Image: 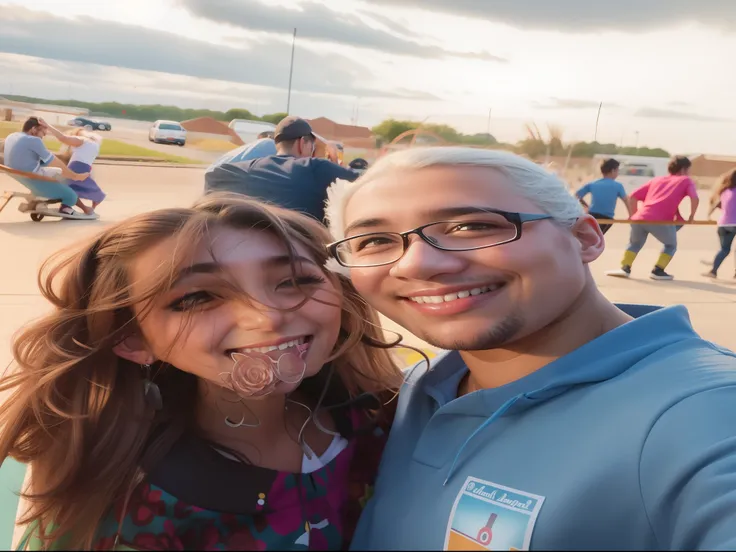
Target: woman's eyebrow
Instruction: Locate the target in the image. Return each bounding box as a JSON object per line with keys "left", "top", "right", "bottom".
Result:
{"left": 262, "top": 255, "right": 319, "bottom": 268}
{"left": 171, "top": 255, "right": 317, "bottom": 286}
{"left": 172, "top": 262, "right": 221, "bottom": 285}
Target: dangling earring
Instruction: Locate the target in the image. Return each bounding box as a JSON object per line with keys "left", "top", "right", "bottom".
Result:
{"left": 142, "top": 364, "right": 163, "bottom": 411}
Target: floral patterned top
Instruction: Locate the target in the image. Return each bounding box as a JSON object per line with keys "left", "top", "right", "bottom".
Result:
{"left": 23, "top": 397, "right": 393, "bottom": 551}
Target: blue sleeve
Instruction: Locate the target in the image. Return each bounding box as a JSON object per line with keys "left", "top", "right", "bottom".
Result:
{"left": 617, "top": 182, "right": 627, "bottom": 199}
{"left": 29, "top": 137, "right": 53, "bottom": 165}
{"left": 575, "top": 184, "right": 590, "bottom": 199}
{"left": 639, "top": 385, "right": 736, "bottom": 549}
{"left": 313, "top": 159, "right": 360, "bottom": 184}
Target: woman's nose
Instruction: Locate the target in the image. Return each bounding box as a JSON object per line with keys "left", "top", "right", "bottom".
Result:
{"left": 231, "top": 301, "right": 287, "bottom": 331}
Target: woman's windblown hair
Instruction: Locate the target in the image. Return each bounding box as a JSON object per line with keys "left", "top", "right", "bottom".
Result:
{"left": 0, "top": 194, "right": 401, "bottom": 549}
{"left": 712, "top": 168, "right": 736, "bottom": 206}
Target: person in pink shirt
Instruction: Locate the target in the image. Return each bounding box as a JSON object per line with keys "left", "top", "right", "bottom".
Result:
{"left": 606, "top": 156, "right": 699, "bottom": 281}
{"left": 703, "top": 169, "right": 736, "bottom": 279}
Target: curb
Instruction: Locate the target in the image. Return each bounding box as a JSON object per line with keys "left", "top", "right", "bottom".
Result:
{"left": 94, "top": 159, "right": 205, "bottom": 169}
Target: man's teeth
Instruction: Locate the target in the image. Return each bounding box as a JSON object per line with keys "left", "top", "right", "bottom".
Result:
{"left": 239, "top": 337, "right": 306, "bottom": 354}
{"left": 408, "top": 285, "right": 501, "bottom": 304}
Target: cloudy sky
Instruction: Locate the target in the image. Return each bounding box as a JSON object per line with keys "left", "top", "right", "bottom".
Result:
{"left": 1, "top": 0, "right": 736, "bottom": 153}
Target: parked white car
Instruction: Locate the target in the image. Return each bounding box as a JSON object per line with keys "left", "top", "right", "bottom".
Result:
{"left": 149, "top": 120, "right": 187, "bottom": 146}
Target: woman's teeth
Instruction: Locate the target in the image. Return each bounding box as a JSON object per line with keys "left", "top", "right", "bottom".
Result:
{"left": 238, "top": 337, "right": 306, "bottom": 354}
{"left": 408, "top": 285, "right": 502, "bottom": 304}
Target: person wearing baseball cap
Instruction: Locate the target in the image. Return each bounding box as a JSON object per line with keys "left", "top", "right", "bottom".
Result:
{"left": 204, "top": 116, "right": 359, "bottom": 222}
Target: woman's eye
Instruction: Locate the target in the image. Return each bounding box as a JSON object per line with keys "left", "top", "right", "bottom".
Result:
{"left": 168, "top": 291, "right": 216, "bottom": 312}
{"left": 276, "top": 275, "right": 326, "bottom": 290}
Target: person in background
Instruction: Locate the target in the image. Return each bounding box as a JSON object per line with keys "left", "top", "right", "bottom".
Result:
{"left": 575, "top": 158, "right": 631, "bottom": 234}
{"left": 206, "top": 131, "right": 277, "bottom": 174}
{"left": 56, "top": 127, "right": 106, "bottom": 213}
{"left": 703, "top": 168, "right": 736, "bottom": 279}
{"left": 2, "top": 117, "right": 92, "bottom": 218}
{"left": 324, "top": 147, "right": 736, "bottom": 551}
{"left": 605, "top": 155, "right": 699, "bottom": 281}
{"left": 348, "top": 158, "right": 369, "bottom": 175}
{"left": 204, "top": 116, "right": 360, "bottom": 222}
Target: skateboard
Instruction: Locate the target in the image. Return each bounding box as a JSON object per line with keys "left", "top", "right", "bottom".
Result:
{"left": 1, "top": 191, "right": 98, "bottom": 222}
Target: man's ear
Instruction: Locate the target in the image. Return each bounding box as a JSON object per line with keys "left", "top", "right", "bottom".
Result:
{"left": 112, "top": 334, "right": 156, "bottom": 365}
{"left": 572, "top": 215, "right": 605, "bottom": 264}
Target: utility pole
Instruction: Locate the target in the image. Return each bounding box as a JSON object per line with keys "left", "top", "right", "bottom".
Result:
{"left": 486, "top": 107, "right": 492, "bottom": 135}
{"left": 286, "top": 28, "right": 297, "bottom": 115}
{"left": 634, "top": 130, "right": 640, "bottom": 153}
{"left": 594, "top": 101, "right": 603, "bottom": 142}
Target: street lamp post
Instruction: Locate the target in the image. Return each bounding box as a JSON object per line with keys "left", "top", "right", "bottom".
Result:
{"left": 286, "top": 28, "right": 297, "bottom": 115}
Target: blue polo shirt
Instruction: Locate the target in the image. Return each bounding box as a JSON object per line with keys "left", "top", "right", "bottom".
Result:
{"left": 575, "top": 178, "right": 627, "bottom": 218}
{"left": 352, "top": 304, "right": 736, "bottom": 550}
{"left": 204, "top": 154, "right": 359, "bottom": 222}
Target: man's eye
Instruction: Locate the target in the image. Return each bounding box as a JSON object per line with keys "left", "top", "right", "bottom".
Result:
{"left": 449, "top": 222, "right": 500, "bottom": 232}
{"left": 168, "top": 291, "right": 216, "bottom": 312}
{"left": 355, "top": 236, "right": 396, "bottom": 251}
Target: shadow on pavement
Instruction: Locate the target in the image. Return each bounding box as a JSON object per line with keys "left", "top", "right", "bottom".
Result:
{"left": 637, "top": 278, "right": 736, "bottom": 295}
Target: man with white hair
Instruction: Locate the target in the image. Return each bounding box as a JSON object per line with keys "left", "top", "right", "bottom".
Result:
{"left": 325, "top": 147, "right": 736, "bottom": 550}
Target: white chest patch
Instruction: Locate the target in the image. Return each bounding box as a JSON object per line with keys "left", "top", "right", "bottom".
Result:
{"left": 445, "top": 477, "right": 545, "bottom": 551}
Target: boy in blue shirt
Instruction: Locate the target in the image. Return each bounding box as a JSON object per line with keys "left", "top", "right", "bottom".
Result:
{"left": 576, "top": 158, "right": 630, "bottom": 234}
{"left": 326, "top": 148, "right": 736, "bottom": 550}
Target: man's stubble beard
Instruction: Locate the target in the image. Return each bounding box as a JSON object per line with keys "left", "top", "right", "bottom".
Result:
{"left": 419, "top": 312, "right": 525, "bottom": 352}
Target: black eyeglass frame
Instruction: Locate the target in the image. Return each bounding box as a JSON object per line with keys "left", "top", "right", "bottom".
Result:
{"left": 327, "top": 209, "right": 554, "bottom": 268}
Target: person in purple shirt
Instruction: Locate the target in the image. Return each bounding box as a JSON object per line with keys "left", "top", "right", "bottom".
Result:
{"left": 703, "top": 168, "right": 736, "bottom": 279}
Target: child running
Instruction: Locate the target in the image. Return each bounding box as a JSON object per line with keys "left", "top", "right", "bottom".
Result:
{"left": 606, "top": 155, "right": 699, "bottom": 281}
{"left": 0, "top": 195, "right": 402, "bottom": 550}
{"left": 703, "top": 168, "right": 736, "bottom": 279}
{"left": 575, "top": 158, "right": 630, "bottom": 234}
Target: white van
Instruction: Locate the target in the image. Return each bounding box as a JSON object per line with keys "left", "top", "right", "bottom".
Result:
{"left": 149, "top": 120, "right": 187, "bottom": 146}
{"left": 228, "top": 119, "right": 276, "bottom": 144}
{"left": 592, "top": 155, "right": 670, "bottom": 195}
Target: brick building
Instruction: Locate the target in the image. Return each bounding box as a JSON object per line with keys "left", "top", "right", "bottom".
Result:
{"left": 306, "top": 117, "right": 374, "bottom": 149}
{"left": 180, "top": 117, "right": 244, "bottom": 146}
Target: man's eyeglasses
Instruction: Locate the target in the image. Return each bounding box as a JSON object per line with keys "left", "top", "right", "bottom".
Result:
{"left": 327, "top": 209, "right": 553, "bottom": 268}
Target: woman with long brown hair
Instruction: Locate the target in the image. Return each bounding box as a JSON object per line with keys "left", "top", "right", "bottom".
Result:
{"left": 703, "top": 168, "right": 736, "bottom": 279}
{"left": 0, "top": 194, "right": 403, "bottom": 550}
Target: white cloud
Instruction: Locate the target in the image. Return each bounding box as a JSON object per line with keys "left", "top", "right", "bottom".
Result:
{"left": 361, "top": 0, "right": 736, "bottom": 32}
{"left": 0, "top": 6, "right": 436, "bottom": 100}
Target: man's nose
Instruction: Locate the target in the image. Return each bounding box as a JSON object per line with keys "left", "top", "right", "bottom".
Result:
{"left": 389, "top": 238, "right": 466, "bottom": 280}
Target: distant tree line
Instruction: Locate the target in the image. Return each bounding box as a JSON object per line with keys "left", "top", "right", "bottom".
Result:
{"left": 371, "top": 118, "right": 501, "bottom": 148}
{"left": 4, "top": 95, "right": 672, "bottom": 158}
{"left": 2, "top": 95, "right": 287, "bottom": 125}
{"left": 372, "top": 118, "right": 670, "bottom": 159}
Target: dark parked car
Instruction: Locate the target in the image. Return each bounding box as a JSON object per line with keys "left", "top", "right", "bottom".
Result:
{"left": 67, "top": 117, "right": 112, "bottom": 131}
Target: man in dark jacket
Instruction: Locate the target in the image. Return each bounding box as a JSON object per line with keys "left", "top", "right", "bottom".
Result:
{"left": 204, "top": 116, "right": 359, "bottom": 222}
